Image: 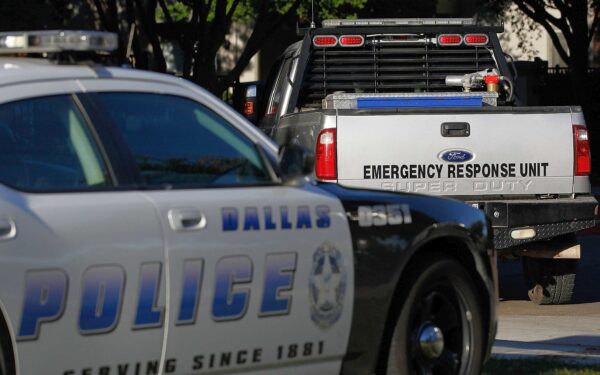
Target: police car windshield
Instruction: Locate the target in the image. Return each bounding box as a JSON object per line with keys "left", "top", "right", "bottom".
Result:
{"left": 96, "top": 93, "right": 272, "bottom": 188}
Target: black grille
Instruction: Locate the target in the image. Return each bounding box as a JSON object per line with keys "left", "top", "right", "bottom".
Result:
{"left": 300, "top": 40, "right": 496, "bottom": 107}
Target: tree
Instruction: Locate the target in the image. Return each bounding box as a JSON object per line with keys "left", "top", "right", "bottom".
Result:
{"left": 516, "top": 1, "right": 598, "bottom": 74}
{"left": 86, "top": 0, "right": 366, "bottom": 95}
{"left": 0, "top": 0, "right": 73, "bottom": 31}
{"left": 494, "top": 7, "right": 544, "bottom": 60}
{"left": 358, "top": 0, "right": 437, "bottom": 18}
{"left": 157, "top": 1, "right": 305, "bottom": 94}
{"left": 90, "top": 0, "right": 167, "bottom": 71}
{"left": 479, "top": 0, "right": 599, "bottom": 107}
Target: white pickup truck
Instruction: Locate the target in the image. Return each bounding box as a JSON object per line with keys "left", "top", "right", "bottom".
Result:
{"left": 238, "top": 18, "right": 598, "bottom": 304}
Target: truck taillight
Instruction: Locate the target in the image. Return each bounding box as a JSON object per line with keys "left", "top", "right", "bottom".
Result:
{"left": 437, "top": 34, "right": 462, "bottom": 46}
{"left": 313, "top": 35, "right": 338, "bottom": 47}
{"left": 339, "top": 35, "right": 364, "bottom": 47}
{"left": 573, "top": 125, "right": 591, "bottom": 176}
{"left": 464, "top": 34, "right": 489, "bottom": 46}
{"left": 316, "top": 128, "right": 337, "bottom": 180}
{"left": 243, "top": 101, "right": 254, "bottom": 116}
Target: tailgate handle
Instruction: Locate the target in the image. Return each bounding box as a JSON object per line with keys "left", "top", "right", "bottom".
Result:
{"left": 441, "top": 122, "right": 470, "bottom": 137}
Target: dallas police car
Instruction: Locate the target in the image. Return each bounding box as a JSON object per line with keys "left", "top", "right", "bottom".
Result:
{"left": 0, "top": 31, "right": 496, "bottom": 375}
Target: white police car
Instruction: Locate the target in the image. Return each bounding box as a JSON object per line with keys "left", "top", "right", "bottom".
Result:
{"left": 0, "top": 31, "right": 496, "bottom": 375}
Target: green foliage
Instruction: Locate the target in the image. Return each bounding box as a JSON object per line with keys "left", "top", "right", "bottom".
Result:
{"left": 359, "top": 0, "right": 437, "bottom": 18}
{"left": 155, "top": 0, "right": 368, "bottom": 24}
{"left": 297, "top": 0, "right": 368, "bottom": 22}
{"left": 156, "top": 1, "right": 192, "bottom": 22}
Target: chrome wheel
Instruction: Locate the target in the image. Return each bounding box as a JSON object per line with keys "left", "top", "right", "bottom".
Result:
{"left": 384, "top": 255, "right": 485, "bottom": 375}
{"left": 418, "top": 322, "right": 444, "bottom": 360}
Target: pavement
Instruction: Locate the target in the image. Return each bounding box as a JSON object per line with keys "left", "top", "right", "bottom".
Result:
{"left": 492, "top": 235, "right": 600, "bottom": 364}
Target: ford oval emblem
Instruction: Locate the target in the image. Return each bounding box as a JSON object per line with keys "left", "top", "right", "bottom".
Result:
{"left": 439, "top": 149, "right": 474, "bottom": 163}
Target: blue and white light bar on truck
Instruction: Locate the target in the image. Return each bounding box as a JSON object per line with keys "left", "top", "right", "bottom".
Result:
{"left": 239, "top": 18, "right": 599, "bottom": 306}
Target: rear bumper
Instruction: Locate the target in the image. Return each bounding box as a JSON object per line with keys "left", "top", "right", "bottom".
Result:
{"left": 467, "top": 196, "right": 598, "bottom": 249}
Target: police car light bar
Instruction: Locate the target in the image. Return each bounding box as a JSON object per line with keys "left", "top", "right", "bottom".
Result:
{"left": 0, "top": 30, "right": 118, "bottom": 55}
{"left": 322, "top": 18, "right": 476, "bottom": 28}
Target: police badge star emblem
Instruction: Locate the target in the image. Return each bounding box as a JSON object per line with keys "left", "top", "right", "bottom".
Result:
{"left": 309, "top": 242, "right": 346, "bottom": 329}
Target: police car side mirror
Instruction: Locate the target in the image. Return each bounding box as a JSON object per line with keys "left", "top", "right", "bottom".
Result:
{"left": 278, "top": 144, "right": 315, "bottom": 183}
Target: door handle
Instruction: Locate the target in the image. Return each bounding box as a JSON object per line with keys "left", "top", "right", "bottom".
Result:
{"left": 0, "top": 218, "right": 17, "bottom": 241}
{"left": 441, "top": 122, "right": 470, "bottom": 137}
{"left": 168, "top": 209, "right": 207, "bottom": 232}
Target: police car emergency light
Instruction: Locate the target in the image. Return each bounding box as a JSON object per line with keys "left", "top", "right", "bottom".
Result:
{"left": 0, "top": 30, "right": 118, "bottom": 54}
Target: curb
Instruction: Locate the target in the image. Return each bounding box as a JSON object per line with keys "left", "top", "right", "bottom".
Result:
{"left": 492, "top": 353, "right": 600, "bottom": 366}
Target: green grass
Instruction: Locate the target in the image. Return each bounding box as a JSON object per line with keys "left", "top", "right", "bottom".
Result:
{"left": 484, "top": 358, "right": 600, "bottom": 375}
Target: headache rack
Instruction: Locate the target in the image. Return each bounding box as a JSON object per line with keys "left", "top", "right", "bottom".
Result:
{"left": 299, "top": 30, "right": 499, "bottom": 108}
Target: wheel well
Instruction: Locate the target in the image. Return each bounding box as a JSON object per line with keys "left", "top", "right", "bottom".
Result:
{"left": 375, "top": 236, "right": 492, "bottom": 374}
{"left": 0, "top": 307, "right": 15, "bottom": 375}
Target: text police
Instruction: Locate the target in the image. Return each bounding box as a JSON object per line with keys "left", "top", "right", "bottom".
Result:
{"left": 18, "top": 205, "right": 332, "bottom": 341}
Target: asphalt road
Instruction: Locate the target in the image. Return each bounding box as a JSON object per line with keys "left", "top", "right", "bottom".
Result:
{"left": 492, "top": 235, "right": 600, "bottom": 363}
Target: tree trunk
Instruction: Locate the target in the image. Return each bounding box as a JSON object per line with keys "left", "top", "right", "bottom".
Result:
{"left": 569, "top": 38, "right": 591, "bottom": 121}
{"left": 134, "top": 0, "right": 166, "bottom": 72}
{"left": 192, "top": 54, "right": 222, "bottom": 96}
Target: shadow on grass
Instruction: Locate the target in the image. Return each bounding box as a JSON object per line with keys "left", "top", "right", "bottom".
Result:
{"left": 494, "top": 335, "right": 600, "bottom": 353}
{"left": 484, "top": 358, "right": 600, "bottom": 375}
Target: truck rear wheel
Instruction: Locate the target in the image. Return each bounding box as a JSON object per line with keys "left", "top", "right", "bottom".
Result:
{"left": 522, "top": 257, "right": 577, "bottom": 305}
{"left": 384, "top": 254, "right": 485, "bottom": 375}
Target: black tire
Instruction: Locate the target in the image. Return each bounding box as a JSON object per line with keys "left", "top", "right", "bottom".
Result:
{"left": 522, "top": 257, "right": 578, "bottom": 305}
{"left": 382, "top": 254, "right": 486, "bottom": 375}
{"left": 0, "top": 344, "right": 6, "bottom": 375}
{"left": 0, "top": 314, "right": 14, "bottom": 375}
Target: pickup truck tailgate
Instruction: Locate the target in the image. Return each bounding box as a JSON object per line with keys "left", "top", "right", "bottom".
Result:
{"left": 336, "top": 111, "right": 575, "bottom": 196}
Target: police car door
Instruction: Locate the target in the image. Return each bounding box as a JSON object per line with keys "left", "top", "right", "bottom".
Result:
{"left": 0, "top": 93, "right": 166, "bottom": 374}
{"left": 88, "top": 88, "right": 354, "bottom": 374}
